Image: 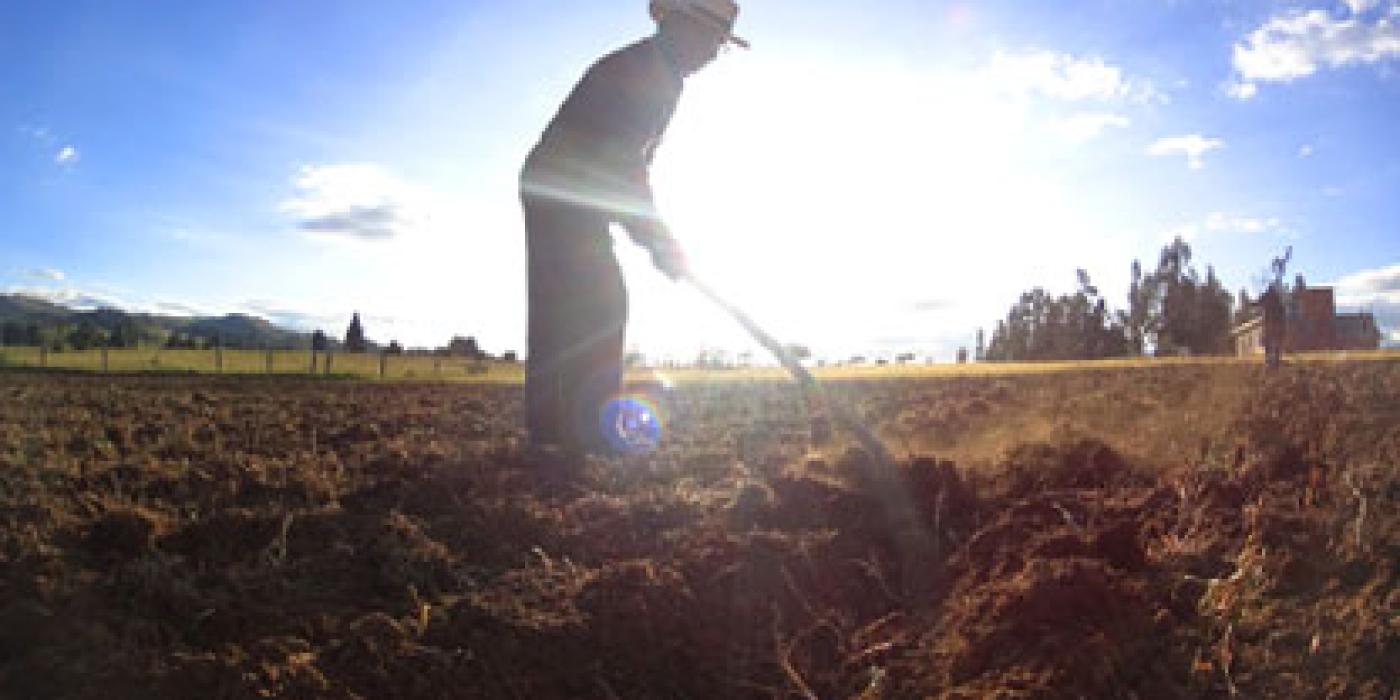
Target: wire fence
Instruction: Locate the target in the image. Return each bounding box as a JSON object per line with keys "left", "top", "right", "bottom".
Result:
{"left": 0, "top": 346, "right": 524, "bottom": 382}
{"left": 0, "top": 344, "right": 1393, "bottom": 384}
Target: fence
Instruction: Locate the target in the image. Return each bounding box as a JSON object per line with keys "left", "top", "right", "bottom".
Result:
{"left": 0, "top": 346, "right": 523, "bottom": 382}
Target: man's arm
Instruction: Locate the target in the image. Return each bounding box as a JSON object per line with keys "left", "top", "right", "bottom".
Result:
{"left": 540, "top": 44, "right": 687, "bottom": 276}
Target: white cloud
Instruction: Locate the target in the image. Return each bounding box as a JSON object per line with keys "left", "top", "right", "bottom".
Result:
{"left": 12, "top": 267, "right": 67, "bottom": 282}
{"left": 1146, "top": 134, "right": 1225, "bottom": 169}
{"left": 1298, "top": 144, "right": 1315, "bottom": 157}
{"left": 1330, "top": 262, "right": 1400, "bottom": 341}
{"left": 2, "top": 281, "right": 449, "bottom": 345}
{"left": 7, "top": 282, "right": 218, "bottom": 319}
{"left": 281, "top": 164, "right": 433, "bottom": 242}
{"left": 17, "top": 125, "right": 80, "bottom": 166}
{"left": 1053, "top": 112, "right": 1131, "bottom": 143}
{"left": 982, "top": 50, "right": 1162, "bottom": 104}
{"left": 240, "top": 300, "right": 346, "bottom": 329}
{"left": 151, "top": 301, "right": 211, "bottom": 317}
{"left": 4, "top": 285, "right": 126, "bottom": 311}
{"left": 1332, "top": 262, "right": 1400, "bottom": 299}
{"left": 1230, "top": 6, "right": 1400, "bottom": 98}
{"left": 1166, "top": 212, "right": 1284, "bottom": 241}
{"left": 238, "top": 299, "right": 437, "bottom": 345}
{"left": 1226, "top": 81, "right": 1259, "bottom": 99}
{"left": 1345, "top": 0, "right": 1384, "bottom": 16}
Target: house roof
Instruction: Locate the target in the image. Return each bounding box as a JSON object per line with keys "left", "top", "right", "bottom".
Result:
{"left": 1231, "top": 316, "right": 1263, "bottom": 336}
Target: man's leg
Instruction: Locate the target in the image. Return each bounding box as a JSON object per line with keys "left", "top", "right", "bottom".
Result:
{"left": 524, "top": 201, "right": 581, "bottom": 449}
{"left": 567, "top": 251, "right": 627, "bottom": 453}
{"left": 524, "top": 199, "right": 622, "bottom": 453}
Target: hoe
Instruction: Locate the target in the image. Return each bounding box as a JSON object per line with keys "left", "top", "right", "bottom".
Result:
{"left": 685, "top": 274, "right": 933, "bottom": 580}
{"left": 684, "top": 274, "right": 894, "bottom": 464}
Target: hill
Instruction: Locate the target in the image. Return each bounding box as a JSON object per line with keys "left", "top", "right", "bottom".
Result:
{"left": 0, "top": 293, "right": 314, "bottom": 349}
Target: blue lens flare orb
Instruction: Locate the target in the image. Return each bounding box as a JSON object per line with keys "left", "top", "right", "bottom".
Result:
{"left": 600, "top": 395, "right": 665, "bottom": 454}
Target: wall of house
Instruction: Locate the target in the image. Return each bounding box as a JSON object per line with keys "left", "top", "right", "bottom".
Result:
{"left": 1231, "top": 286, "right": 1381, "bottom": 354}
{"left": 1235, "top": 324, "right": 1264, "bottom": 355}
{"left": 1288, "top": 287, "right": 1337, "bottom": 351}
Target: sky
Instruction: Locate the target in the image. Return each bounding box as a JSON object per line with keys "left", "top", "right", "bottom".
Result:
{"left": 3, "top": 0, "right": 1398, "bottom": 362}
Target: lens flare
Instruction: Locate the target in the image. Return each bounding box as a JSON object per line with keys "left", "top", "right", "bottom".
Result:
{"left": 600, "top": 394, "right": 667, "bottom": 454}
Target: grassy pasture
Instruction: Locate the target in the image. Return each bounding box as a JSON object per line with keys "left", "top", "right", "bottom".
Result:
{"left": 0, "top": 346, "right": 526, "bottom": 382}
{"left": 2, "top": 344, "right": 1395, "bottom": 384}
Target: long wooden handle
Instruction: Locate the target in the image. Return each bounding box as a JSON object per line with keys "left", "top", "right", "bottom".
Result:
{"left": 683, "top": 275, "right": 893, "bottom": 465}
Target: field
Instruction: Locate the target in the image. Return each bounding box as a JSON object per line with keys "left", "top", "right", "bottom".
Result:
{"left": 1, "top": 360, "right": 1396, "bottom": 698}
{"left": 2, "top": 344, "right": 1396, "bottom": 382}
{"left": 0, "top": 346, "right": 526, "bottom": 383}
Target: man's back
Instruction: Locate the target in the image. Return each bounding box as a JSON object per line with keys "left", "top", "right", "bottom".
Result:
{"left": 522, "top": 38, "right": 683, "bottom": 219}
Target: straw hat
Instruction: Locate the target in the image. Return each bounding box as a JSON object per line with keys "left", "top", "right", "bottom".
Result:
{"left": 650, "top": 0, "right": 749, "bottom": 49}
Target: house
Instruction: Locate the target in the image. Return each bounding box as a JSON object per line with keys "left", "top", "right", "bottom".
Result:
{"left": 1231, "top": 284, "right": 1381, "bottom": 355}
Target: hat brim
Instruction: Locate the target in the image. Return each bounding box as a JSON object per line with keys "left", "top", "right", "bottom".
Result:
{"left": 679, "top": 5, "right": 750, "bottom": 49}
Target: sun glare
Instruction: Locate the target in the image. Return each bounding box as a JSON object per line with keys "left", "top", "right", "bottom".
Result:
{"left": 639, "top": 54, "right": 1096, "bottom": 359}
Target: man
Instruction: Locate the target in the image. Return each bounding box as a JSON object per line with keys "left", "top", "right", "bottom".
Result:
{"left": 520, "top": 1, "right": 747, "bottom": 459}
{"left": 1260, "top": 282, "right": 1285, "bottom": 370}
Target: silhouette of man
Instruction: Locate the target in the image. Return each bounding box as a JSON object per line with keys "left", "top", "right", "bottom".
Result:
{"left": 520, "top": 1, "right": 747, "bottom": 460}
{"left": 1260, "top": 282, "right": 1285, "bottom": 370}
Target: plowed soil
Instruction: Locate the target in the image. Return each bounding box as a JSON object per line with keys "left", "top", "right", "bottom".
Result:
{"left": 1, "top": 362, "right": 1396, "bottom": 698}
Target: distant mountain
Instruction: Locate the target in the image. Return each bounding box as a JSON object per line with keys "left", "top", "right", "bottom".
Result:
{"left": 0, "top": 293, "right": 316, "bottom": 350}
{"left": 0, "top": 293, "right": 72, "bottom": 322}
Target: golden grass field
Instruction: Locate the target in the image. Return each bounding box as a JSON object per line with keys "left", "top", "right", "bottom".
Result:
{"left": 2, "top": 344, "right": 1396, "bottom": 383}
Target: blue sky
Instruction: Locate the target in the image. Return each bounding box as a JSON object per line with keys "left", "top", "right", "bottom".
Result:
{"left": 3, "top": 0, "right": 1398, "bottom": 360}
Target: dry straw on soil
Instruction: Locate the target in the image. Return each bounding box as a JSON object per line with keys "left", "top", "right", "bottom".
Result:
{"left": 0, "top": 361, "right": 1395, "bottom": 698}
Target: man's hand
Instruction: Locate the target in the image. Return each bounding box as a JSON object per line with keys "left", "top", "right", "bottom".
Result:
{"left": 649, "top": 235, "right": 689, "bottom": 280}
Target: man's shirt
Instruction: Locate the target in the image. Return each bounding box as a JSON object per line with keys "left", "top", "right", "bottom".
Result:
{"left": 522, "top": 36, "right": 684, "bottom": 239}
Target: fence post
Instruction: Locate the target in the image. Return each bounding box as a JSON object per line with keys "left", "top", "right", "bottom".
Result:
{"left": 40, "top": 345, "right": 48, "bottom": 368}
{"left": 324, "top": 350, "right": 333, "bottom": 375}
{"left": 101, "top": 345, "right": 109, "bottom": 372}
{"left": 309, "top": 349, "right": 317, "bottom": 374}
{"left": 266, "top": 348, "right": 274, "bottom": 374}
{"left": 379, "top": 351, "right": 387, "bottom": 379}
{"left": 215, "top": 346, "right": 223, "bottom": 373}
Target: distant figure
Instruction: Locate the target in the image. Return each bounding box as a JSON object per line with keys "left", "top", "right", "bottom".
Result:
{"left": 1260, "top": 282, "right": 1285, "bottom": 370}
{"left": 519, "top": 1, "right": 747, "bottom": 460}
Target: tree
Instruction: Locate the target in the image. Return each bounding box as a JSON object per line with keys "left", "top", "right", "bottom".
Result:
{"left": 1235, "top": 288, "right": 1253, "bottom": 324}
{"left": 386, "top": 340, "right": 404, "bottom": 355}
{"left": 312, "top": 330, "right": 329, "bottom": 352}
{"left": 974, "top": 328, "right": 986, "bottom": 361}
{"left": 0, "top": 321, "right": 34, "bottom": 346}
{"left": 68, "top": 321, "right": 103, "bottom": 351}
{"left": 984, "top": 270, "right": 1128, "bottom": 362}
{"left": 1150, "top": 237, "right": 1234, "bottom": 356}
{"left": 447, "top": 335, "right": 482, "bottom": 358}
{"left": 786, "top": 344, "right": 812, "bottom": 362}
{"left": 956, "top": 347, "right": 968, "bottom": 364}
{"left": 1120, "top": 259, "right": 1159, "bottom": 355}
{"left": 345, "top": 313, "right": 368, "bottom": 353}
{"left": 1196, "top": 266, "right": 1234, "bottom": 354}
{"left": 109, "top": 319, "right": 141, "bottom": 348}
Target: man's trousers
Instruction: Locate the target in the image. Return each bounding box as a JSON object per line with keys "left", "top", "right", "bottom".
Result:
{"left": 522, "top": 196, "right": 627, "bottom": 453}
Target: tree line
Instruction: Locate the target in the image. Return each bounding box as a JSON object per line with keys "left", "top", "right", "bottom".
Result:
{"left": 982, "top": 237, "right": 1239, "bottom": 361}
{"left": 0, "top": 305, "right": 512, "bottom": 360}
